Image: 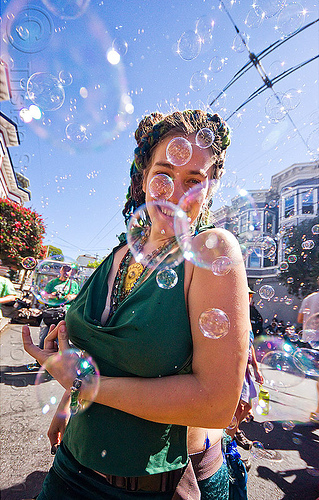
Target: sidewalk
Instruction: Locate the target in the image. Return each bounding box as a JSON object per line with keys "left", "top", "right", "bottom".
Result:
{"left": 0, "top": 322, "right": 318, "bottom": 500}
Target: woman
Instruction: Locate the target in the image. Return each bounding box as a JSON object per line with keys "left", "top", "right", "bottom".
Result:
{"left": 22, "top": 110, "right": 250, "bottom": 499}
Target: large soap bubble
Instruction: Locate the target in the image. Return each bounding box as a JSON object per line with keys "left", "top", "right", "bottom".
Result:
{"left": 166, "top": 137, "right": 192, "bottom": 166}
{"left": 198, "top": 308, "right": 230, "bottom": 339}
{"left": 156, "top": 269, "right": 178, "bottom": 289}
{"left": 258, "top": 284, "right": 275, "bottom": 300}
{"left": 260, "top": 350, "right": 305, "bottom": 390}
{"left": 21, "top": 256, "right": 37, "bottom": 270}
{"left": 149, "top": 174, "right": 174, "bottom": 201}
{"left": 276, "top": 3, "right": 305, "bottom": 36}
{"left": 27, "top": 72, "right": 65, "bottom": 111}
{"left": 31, "top": 256, "right": 80, "bottom": 307}
{"left": 177, "top": 30, "right": 201, "bottom": 61}
{"left": 195, "top": 128, "right": 215, "bottom": 148}
{"left": 35, "top": 349, "right": 100, "bottom": 417}
{"left": 127, "top": 201, "right": 187, "bottom": 271}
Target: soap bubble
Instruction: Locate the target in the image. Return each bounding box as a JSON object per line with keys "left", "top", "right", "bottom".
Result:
{"left": 311, "top": 224, "right": 319, "bottom": 235}
{"left": 227, "top": 415, "right": 238, "bottom": 430}
{"left": 285, "top": 326, "right": 299, "bottom": 342}
{"left": 211, "top": 256, "right": 232, "bottom": 276}
{"left": 190, "top": 71, "right": 207, "bottom": 92}
{"left": 231, "top": 32, "right": 249, "bottom": 53}
{"left": 255, "top": 0, "right": 286, "bottom": 19}
{"left": 293, "top": 348, "right": 319, "bottom": 377}
{"left": 282, "top": 420, "right": 295, "bottom": 431}
{"left": 292, "top": 436, "right": 302, "bottom": 445}
{"left": 195, "top": 128, "right": 215, "bottom": 148}
{"left": 287, "top": 255, "right": 297, "bottom": 264}
{"left": 254, "top": 236, "right": 276, "bottom": 258}
{"left": 263, "top": 421, "right": 274, "bottom": 433}
{"left": 127, "top": 201, "right": 186, "bottom": 271}
{"left": 166, "top": 137, "right": 192, "bottom": 166}
{"left": 195, "top": 15, "right": 214, "bottom": 48}
{"left": 208, "top": 52, "right": 225, "bottom": 73}
{"left": 156, "top": 269, "right": 178, "bottom": 289}
{"left": 250, "top": 441, "right": 267, "bottom": 459}
{"left": 31, "top": 256, "right": 80, "bottom": 306}
{"left": 59, "top": 70, "right": 73, "bottom": 86}
{"left": 21, "top": 256, "right": 37, "bottom": 270}
{"left": 27, "top": 72, "right": 65, "bottom": 111}
{"left": 41, "top": 0, "right": 90, "bottom": 19}
{"left": 265, "top": 93, "right": 288, "bottom": 122}
{"left": 6, "top": 6, "right": 53, "bottom": 53}
{"left": 66, "top": 123, "right": 87, "bottom": 143}
{"left": 198, "top": 308, "right": 230, "bottom": 339}
{"left": 301, "top": 239, "right": 315, "bottom": 250}
{"left": 261, "top": 351, "right": 305, "bottom": 390}
{"left": 112, "top": 37, "right": 128, "bottom": 56}
{"left": 245, "top": 7, "right": 264, "bottom": 28}
{"left": 35, "top": 349, "right": 99, "bottom": 417}
{"left": 279, "top": 261, "right": 289, "bottom": 271}
{"left": 277, "top": 3, "right": 305, "bottom": 36}
{"left": 177, "top": 30, "right": 201, "bottom": 61}
{"left": 149, "top": 174, "right": 174, "bottom": 201}
{"left": 281, "top": 89, "right": 301, "bottom": 111}
{"left": 259, "top": 285, "right": 275, "bottom": 300}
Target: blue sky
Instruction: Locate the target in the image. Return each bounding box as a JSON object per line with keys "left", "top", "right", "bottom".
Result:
{"left": 1, "top": 0, "right": 318, "bottom": 260}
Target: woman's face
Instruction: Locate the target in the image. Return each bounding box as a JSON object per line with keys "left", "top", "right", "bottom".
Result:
{"left": 143, "top": 133, "right": 214, "bottom": 237}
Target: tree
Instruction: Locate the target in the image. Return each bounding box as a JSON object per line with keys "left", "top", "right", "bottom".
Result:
{"left": 277, "top": 216, "right": 319, "bottom": 298}
{"left": 0, "top": 198, "right": 46, "bottom": 268}
{"left": 44, "top": 245, "right": 63, "bottom": 258}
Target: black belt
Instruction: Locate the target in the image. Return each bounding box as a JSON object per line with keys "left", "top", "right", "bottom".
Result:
{"left": 96, "top": 467, "right": 185, "bottom": 492}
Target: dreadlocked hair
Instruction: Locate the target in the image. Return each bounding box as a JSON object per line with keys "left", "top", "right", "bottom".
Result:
{"left": 123, "top": 109, "right": 231, "bottom": 225}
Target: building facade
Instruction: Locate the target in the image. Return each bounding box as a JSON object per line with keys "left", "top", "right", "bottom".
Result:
{"left": 211, "top": 161, "right": 319, "bottom": 325}
{"left": 0, "top": 59, "right": 30, "bottom": 204}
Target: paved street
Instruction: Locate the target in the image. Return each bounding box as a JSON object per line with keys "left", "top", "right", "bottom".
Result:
{"left": 1, "top": 322, "right": 319, "bottom": 500}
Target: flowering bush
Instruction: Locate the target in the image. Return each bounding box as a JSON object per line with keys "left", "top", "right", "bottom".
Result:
{"left": 0, "top": 198, "right": 46, "bottom": 268}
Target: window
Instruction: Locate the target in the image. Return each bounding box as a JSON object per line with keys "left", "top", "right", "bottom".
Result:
{"left": 284, "top": 195, "right": 295, "bottom": 218}
{"left": 265, "top": 211, "right": 275, "bottom": 234}
{"left": 239, "top": 213, "right": 248, "bottom": 233}
{"left": 301, "top": 189, "right": 314, "bottom": 214}
{"left": 248, "top": 252, "right": 261, "bottom": 268}
{"left": 248, "top": 210, "right": 261, "bottom": 231}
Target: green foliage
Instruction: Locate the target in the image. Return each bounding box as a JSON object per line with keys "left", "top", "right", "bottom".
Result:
{"left": 87, "top": 259, "right": 102, "bottom": 269}
{"left": 0, "top": 198, "right": 46, "bottom": 268}
{"left": 277, "top": 216, "right": 319, "bottom": 298}
{"left": 45, "top": 245, "right": 63, "bottom": 257}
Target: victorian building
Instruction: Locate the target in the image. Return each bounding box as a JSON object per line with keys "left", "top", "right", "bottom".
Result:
{"left": 0, "top": 59, "right": 30, "bottom": 204}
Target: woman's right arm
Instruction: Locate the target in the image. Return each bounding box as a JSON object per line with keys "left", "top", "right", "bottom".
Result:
{"left": 47, "top": 390, "right": 71, "bottom": 453}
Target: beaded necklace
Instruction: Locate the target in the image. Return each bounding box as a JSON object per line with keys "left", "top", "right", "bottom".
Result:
{"left": 109, "top": 237, "right": 176, "bottom": 318}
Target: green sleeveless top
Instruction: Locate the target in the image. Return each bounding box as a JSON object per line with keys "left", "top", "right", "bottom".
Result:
{"left": 63, "top": 243, "right": 193, "bottom": 476}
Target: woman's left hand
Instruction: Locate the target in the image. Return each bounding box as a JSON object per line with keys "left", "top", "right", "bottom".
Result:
{"left": 22, "top": 320, "right": 70, "bottom": 363}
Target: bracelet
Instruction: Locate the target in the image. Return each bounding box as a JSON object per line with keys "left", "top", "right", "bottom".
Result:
{"left": 69, "top": 365, "right": 96, "bottom": 416}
